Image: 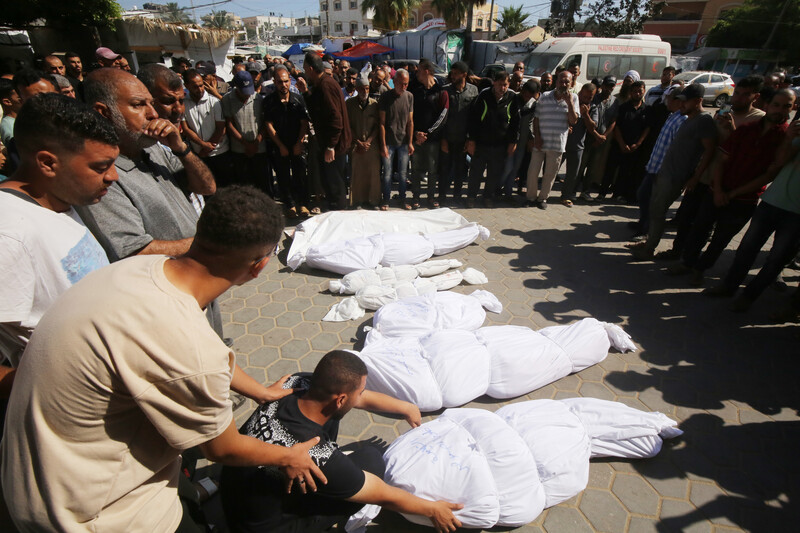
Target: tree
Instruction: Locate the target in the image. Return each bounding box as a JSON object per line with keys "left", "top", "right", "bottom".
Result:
{"left": 579, "top": 0, "right": 663, "bottom": 37}
{"left": 160, "top": 2, "right": 194, "bottom": 24}
{"left": 1, "top": 0, "right": 122, "bottom": 28}
{"left": 429, "top": 0, "right": 486, "bottom": 29}
{"left": 201, "top": 10, "right": 234, "bottom": 30}
{"left": 494, "top": 5, "right": 530, "bottom": 38}
{"left": 361, "top": 0, "right": 421, "bottom": 31}
{"left": 707, "top": 0, "right": 799, "bottom": 60}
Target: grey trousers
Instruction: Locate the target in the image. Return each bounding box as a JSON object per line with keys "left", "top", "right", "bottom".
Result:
{"left": 645, "top": 172, "right": 687, "bottom": 252}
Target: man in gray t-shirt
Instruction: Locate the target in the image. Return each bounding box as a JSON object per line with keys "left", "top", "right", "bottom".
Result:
{"left": 76, "top": 68, "right": 223, "bottom": 334}
{"left": 631, "top": 83, "right": 718, "bottom": 260}
{"left": 378, "top": 70, "right": 414, "bottom": 208}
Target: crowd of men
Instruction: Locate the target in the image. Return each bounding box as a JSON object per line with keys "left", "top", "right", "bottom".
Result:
{"left": 0, "top": 44, "right": 799, "bottom": 532}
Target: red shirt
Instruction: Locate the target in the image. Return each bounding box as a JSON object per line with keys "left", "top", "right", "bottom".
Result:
{"left": 720, "top": 119, "right": 788, "bottom": 203}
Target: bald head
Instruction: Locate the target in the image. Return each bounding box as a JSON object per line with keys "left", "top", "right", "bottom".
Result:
{"left": 84, "top": 67, "right": 142, "bottom": 108}
{"left": 43, "top": 55, "right": 65, "bottom": 76}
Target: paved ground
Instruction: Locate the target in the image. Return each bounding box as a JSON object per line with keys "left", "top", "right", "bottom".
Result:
{"left": 220, "top": 197, "right": 799, "bottom": 532}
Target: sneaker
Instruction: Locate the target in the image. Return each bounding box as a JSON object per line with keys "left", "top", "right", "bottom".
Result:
{"left": 703, "top": 285, "right": 735, "bottom": 298}
{"left": 666, "top": 263, "right": 692, "bottom": 276}
{"left": 537, "top": 200, "right": 547, "bottom": 210}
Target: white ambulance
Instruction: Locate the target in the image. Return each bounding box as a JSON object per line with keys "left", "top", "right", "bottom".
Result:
{"left": 523, "top": 34, "right": 672, "bottom": 89}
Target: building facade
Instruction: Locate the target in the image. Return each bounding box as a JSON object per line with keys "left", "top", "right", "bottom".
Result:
{"left": 320, "top": 0, "right": 375, "bottom": 37}
{"left": 643, "top": 0, "right": 742, "bottom": 54}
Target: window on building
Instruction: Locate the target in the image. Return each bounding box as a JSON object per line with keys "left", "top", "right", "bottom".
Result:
{"left": 322, "top": 24, "right": 328, "bottom": 34}
{"left": 423, "top": 13, "right": 434, "bottom": 22}
{"left": 363, "top": 23, "right": 368, "bottom": 30}
{"left": 350, "top": 21, "right": 358, "bottom": 33}
{"left": 335, "top": 21, "right": 343, "bottom": 32}
{"left": 409, "top": 14, "right": 417, "bottom": 26}
{"left": 350, "top": 0, "right": 358, "bottom": 9}
{"left": 477, "top": 17, "right": 483, "bottom": 28}
{"left": 334, "top": 1, "right": 342, "bottom": 10}
{"left": 321, "top": 2, "right": 328, "bottom": 10}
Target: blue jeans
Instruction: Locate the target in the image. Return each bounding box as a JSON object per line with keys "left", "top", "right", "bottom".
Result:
{"left": 382, "top": 144, "right": 408, "bottom": 204}
{"left": 722, "top": 201, "right": 800, "bottom": 299}
{"left": 499, "top": 143, "right": 527, "bottom": 197}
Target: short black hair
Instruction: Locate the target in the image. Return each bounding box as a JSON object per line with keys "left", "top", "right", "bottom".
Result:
{"left": 183, "top": 68, "right": 203, "bottom": 85}
{"left": 195, "top": 185, "right": 284, "bottom": 253}
{"left": 631, "top": 80, "right": 646, "bottom": 90}
{"left": 308, "top": 350, "right": 368, "bottom": 399}
{"left": 346, "top": 67, "right": 358, "bottom": 77}
{"left": 12, "top": 68, "right": 55, "bottom": 94}
{"left": 0, "top": 78, "right": 15, "bottom": 101}
{"left": 737, "top": 74, "right": 764, "bottom": 93}
{"left": 14, "top": 93, "right": 118, "bottom": 157}
{"left": 451, "top": 61, "right": 469, "bottom": 74}
{"left": 663, "top": 66, "right": 676, "bottom": 75}
{"left": 493, "top": 70, "right": 510, "bottom": 82}
{"left": 65, "top": 51, "right": 81, "bottom": 60}
{"left": 138, "top": 63, "right": 182, "bottom": 94}
{"left": 304, "top": 53, "right": 324, "bottom": 74}
{"left": 522, "top": 78, "right": 541, "bottom": 94}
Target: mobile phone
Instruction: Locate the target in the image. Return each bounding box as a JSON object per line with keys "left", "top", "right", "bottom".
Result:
{"left": 718, "top": 104, "right": 732, "bottom": 116}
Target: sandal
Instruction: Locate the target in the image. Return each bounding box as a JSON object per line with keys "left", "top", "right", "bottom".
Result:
{"left": 287, "top": 207, "right": 298, "bottom": 218}
{"left": 412, "top": 202, "right": 420, "bottom": 210}
{"left": 299, "top": 206, "right": 310, "bottom": 216}
{"left": 403, "top": 203, "right": 412, "bottom": 210}
{"left": 380, "top": 204, "right": 389, "bottom": 211}
{"left": 561, "top": 199, "right": 573, "bottom": 208}
{"left": 309, "top": 206, "right": 321, "bottom": 215}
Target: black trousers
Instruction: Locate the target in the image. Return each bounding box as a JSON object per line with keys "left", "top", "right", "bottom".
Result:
{"left": 221, "top": 445, "right": 385, "bottom": 533}
{"left": 273, "top": 152, "right": 309, "bottom": 208}
{"left": 319, "top": 152, "right": 348, "bottom": 210}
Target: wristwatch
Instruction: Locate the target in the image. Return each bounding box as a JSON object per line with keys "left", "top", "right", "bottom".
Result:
{"left": 174, "top": 143, "right": 192, "bottom": 158}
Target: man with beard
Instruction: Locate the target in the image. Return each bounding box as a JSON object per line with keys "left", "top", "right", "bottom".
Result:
{"left": 75, "top": 68, "right": 216, "bottom": 273}
{"left": 220, "top": 350, "right": 463, "bottom": 533}
{"left": 342, "top": 67, "right": 358, "bottom": 100}
{"left": 539, "top": 72, "right": 553, "bottom": 93}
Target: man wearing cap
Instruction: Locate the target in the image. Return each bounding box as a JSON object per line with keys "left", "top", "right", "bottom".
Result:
{"left": 645, "top": 67, "right": 677, "bottom": 107}
{"left": 632, "top": 85, "right": 686, "bottom": 236}
{"left": 631, "top": 83, "right": 718, "bottom": 260}
{"left": 346, "top": 75, "right": 381, "bottom": 208}
{"left": 264, "top": 66, "right": 311, "bottom": 217}
{"left": 439, "top": 61, "right": 478, "bottom": 205}
{"left": 303, "top": 53, "right": 351, "bottom": 211}
{"left": 222, "top": 70, "right": 272, "bottom": 194}
{"left": 599, "top": 80, "right": 649, "bottom": 202}
{"left": 95, "top": 47, "right": 121, "bottom": 68}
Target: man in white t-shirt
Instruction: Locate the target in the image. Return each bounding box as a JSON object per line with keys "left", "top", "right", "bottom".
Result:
{"left": 182, "top": 68, "right": 232, "bottom": 185}
{"left": 0, "top": 93, "right": 119, "bottom": 387}
{"left": 2, "top": 186, "right": 325, "bottom": 532}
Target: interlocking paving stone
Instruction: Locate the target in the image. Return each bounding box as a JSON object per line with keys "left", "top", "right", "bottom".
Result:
{"left": 216, "top": 201, "right": 799, "bottom": 532}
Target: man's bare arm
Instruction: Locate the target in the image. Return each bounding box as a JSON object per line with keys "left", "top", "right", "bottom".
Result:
{"left": 348, "top": 472, "right": 462, "bottom": 533}
{"left": 199, "top": 421, "right": 327, "bottom": 493}
{"left": 137, "top": 237, "right": 194, "bottom": 256}
{"left": 177, "top": 150, "right": 216, "bottom": 195}
{"left": 354, "top": 390, "right": 421, "bottom": 427}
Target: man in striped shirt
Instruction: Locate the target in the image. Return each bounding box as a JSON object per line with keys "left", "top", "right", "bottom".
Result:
{"left": 631, "top": 85, "right": 685, "bottom": 237}
{"left": 526, "top": 70, "right": 579, "bottom": 209}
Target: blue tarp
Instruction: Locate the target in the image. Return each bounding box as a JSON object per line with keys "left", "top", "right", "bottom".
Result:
{"left": 282, "top": 43, "right": 315, "bottom": 58}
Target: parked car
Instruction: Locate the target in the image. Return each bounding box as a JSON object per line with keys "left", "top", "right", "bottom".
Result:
{"left": 673, "top": 71, "right": 735, "bottom": 107}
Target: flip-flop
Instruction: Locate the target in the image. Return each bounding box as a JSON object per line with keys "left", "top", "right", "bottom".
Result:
{"left": 403, "top": 203, "right": 412, "bottom": 210}
{"left": 380, "top": 204, "right": 389, "bottom": 211}
{"left": 309, "top": 207, "right": 321, "bottom": 215}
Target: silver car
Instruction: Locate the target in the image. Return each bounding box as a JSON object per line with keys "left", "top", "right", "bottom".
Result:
{"left": 674, "top": 71, "right": 736, "bottom": 107}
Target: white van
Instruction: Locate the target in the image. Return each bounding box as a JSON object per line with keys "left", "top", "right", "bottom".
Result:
{"left": 523, "top": 34, "right": 672, "bottom": 89}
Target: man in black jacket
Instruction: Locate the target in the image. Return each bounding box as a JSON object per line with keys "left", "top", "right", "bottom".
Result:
{"left": 465, "top": 71, "right": 520, "bottom": 207}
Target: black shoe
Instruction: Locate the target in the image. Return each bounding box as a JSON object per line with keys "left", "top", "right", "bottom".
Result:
{"left": 537, "top": 200, "right": 547, "bottom": 210}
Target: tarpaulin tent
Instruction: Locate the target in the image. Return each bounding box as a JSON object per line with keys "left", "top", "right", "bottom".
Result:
{"left": 281, "top": 42, "right": 323, "bottom": 58}
{"left": 332, "top": 41, "right": 394, "bottom": 61}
